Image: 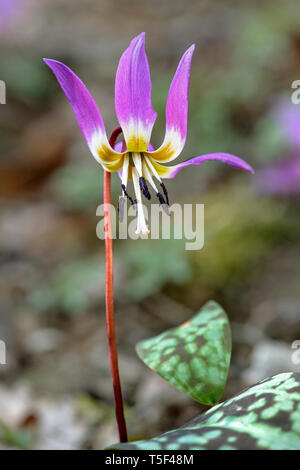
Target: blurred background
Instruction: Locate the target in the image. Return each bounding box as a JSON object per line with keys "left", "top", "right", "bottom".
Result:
{"left": 0, "top": 0, "right": 300, "bottom": 449}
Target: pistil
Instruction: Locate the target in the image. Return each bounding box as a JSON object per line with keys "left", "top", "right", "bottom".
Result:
{"left": 132, "top": 167, "right": 149, "bottom": 235}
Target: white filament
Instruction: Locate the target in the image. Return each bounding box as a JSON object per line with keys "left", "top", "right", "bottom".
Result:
{"left": 121, "top": 154, "right": 129, "bottom": 189}
{"left": 142, "top": 160, "right": 158, "bottom": 193}
{"left": 144, "top": 155, "right": 162, "bottom": 183}
{"left": 132, "top": 153, "right": 143, "bottom": 177}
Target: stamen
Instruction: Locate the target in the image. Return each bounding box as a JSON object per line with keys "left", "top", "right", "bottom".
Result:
{"left": 121, "top": 184, "right": 135, "bottom": 206}
{"left": 120, "top": 154, "right": 135, "bottom": 206}
{"left": 156, "top": 192, "right": 165, "bottom": 205}
{"left": 132, "top": 153, "right": 143, "bottom": 177}
{"left": 139, "top": 177, "right": 151, "bottom": 200}
{"left": 122, "top": 154, "right": 129, "bottom": 187}
{"left": 143, "top": 158, "right": 170, "bottom": 215}
{"left": 142, "top": 159, "right": 159, "bottom": 194}
{"left": 144, "top": 155, "right": 162, "bottom": 182}
{"left": 160, "top": 182, "right": 170, "bottom": 206}
{"left": 156, "top": 192, "right": 170, "bottom": 216}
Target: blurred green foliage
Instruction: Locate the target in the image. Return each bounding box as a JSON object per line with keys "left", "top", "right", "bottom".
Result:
{"left": 28, "top": 258, "right": 106, "bottom": 315}
{"left": 191, "top": 182, "right": 300, "bottom": 291}
{"left": 0, "top": 52, "right": 52, "bottom": 106}
{"left": 122, "top": 239, "right": 192, "bottom": 302}
{"left": 0, "top": 421, "right": 34, "bottom": 450}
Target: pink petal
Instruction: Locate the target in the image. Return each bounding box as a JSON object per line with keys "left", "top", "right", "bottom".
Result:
{"left": 163, "top": 153, "right": 255, "bottom": 178}
{"left": 150, "top": 45, "right": 195, "bottom": 163}
{"left": 114, "top": 33, "right": 157, "bottom": 152}
{"left": 44, "top": 59, "right": 121, "bottom": 165}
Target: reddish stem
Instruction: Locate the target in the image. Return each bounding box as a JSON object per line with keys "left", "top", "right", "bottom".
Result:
{"left": 104, "top": 127, "right": 128, "bottom": 443}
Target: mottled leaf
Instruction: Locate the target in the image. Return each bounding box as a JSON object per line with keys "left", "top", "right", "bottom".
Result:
{"left": 110, "top": 372, "right": 300, "bottom": 450}
{"left": 136, "top": 301, "right": 231, "bottom": 406}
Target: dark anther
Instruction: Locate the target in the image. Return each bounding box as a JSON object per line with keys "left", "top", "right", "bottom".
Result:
{"left": 139, "top": 177, "right": 151, "bottom": 200}
{"left": 156, "top": 192, "right": 165, "bottom": 205}
{"left": 156, "top": 192, "right": 170, "bottom": 216}
{"left": 160, "top": 182, "right": 169, "bottom": 206}
{"left": 121, "top": 184, "right": 135, "bottom": 205}
{"left": 118, "top": 196, "right": 126, "bottom": 222}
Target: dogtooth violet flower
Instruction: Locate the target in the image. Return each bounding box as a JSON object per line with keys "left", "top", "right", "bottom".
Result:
{"left": 44, "top": 33, "right": 254, "bottom": 234}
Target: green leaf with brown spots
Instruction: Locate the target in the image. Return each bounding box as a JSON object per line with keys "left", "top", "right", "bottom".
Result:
{"left": 136, "top": 300, "right": 231, "bottom": 406}
{"left": 109, "top": 373, "right": 300, "bottom": 450}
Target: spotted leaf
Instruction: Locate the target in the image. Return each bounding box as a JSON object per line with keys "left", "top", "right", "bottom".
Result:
{"left": 136, "top": 300, "right": 231, "bottom": 406}
{"left": 110, "top": 372, "right": 300, "bottom": 450}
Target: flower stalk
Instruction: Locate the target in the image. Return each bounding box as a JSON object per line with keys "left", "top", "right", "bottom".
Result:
{"left": 104, "top": 127, "right": 128, "bottom": 443}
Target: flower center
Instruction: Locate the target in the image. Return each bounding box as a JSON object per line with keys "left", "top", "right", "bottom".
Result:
{"left": 119, "top": 152, "right": 170, "bottom": 234}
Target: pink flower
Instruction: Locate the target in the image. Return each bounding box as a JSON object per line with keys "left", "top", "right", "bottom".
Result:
{"left": 256, "top": 100, "right": 300, "bottom": 196}
{"left": 44, "top": 33, "right": 253, "bottom": 234}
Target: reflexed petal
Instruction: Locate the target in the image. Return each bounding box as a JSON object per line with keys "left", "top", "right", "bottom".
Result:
{"left": 102, "top": 156, "right": 126, "bottom": 173}
{"left": 114, "top": 33, "right": 157, "bottom": 152}
{"left": 148, "top": 153, "right": 254, "bottom": 178}
{"left": 44, "top": 59, "right": 123, "bottom": 165}
{"left": 150, "top": 44, "right": 195, "bottom": 163}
